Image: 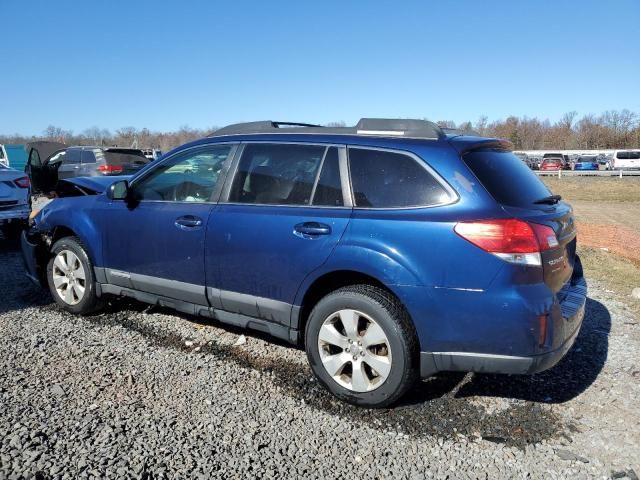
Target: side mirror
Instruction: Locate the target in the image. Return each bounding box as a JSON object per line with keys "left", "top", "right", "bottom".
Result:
{"left": 107, "top": 180, "right": 129, "bottom": 201}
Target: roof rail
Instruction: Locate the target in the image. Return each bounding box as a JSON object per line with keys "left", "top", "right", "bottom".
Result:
{"left": 355, "top": 118, "right": 443, "bottom": 139}
{"left": 441, "top": 127, "right": 481, "bottom": 137}
{"left": 209, "top": 118, "right": 445, "bottom": 139}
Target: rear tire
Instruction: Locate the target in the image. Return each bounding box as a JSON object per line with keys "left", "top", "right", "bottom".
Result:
{"left": 47, "top": 237, "right": 103, "bottom": 315}
{"left": 305, "top": 285, "right": 419, "bottom": 408}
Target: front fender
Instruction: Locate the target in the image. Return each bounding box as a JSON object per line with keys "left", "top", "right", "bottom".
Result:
{"left": 37, "top": 196, "right": 103, "bottom": 266}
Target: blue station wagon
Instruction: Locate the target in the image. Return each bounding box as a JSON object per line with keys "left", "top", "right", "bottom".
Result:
{"left": 22, "top": 119, "right": 587, "bottom": 407}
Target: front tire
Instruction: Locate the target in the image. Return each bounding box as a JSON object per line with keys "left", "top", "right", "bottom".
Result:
{"left": 47, "top": 237, "right": 102, "bottom": 315}
{"left": 305, "top": 285, "right": 419, "bottom": 408}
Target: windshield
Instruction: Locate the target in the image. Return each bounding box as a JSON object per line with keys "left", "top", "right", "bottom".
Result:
{"left": 464, "top": 150, "right": 552, "bottom": 207}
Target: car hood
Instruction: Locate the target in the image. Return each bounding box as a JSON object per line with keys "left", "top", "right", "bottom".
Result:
{"left": 62, "top": 175, "right": 132, "bottom": 194}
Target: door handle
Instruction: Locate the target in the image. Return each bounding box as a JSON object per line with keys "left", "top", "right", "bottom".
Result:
{"left": 293, "top": 222, "right": 331, "bottom": 238}
{"left": 175, "top": 215, "right": 203, "bottom": 230}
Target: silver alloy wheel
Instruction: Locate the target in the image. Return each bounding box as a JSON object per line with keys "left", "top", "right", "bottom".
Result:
{"left": 52, "top": 250, "right": 86, "bottom": 306}
{"left": 317, "top": 309, "right": 392, "bottom": 392}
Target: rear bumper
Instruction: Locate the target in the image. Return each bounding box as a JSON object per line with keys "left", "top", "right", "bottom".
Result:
{"left": 0, "top": 205, "right": 30, "bottom": 222}
{"left": 419, "top": 276, "right": 587, "bottom": 378}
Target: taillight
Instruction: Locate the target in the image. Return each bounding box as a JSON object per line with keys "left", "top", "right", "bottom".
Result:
{"left": 97, "top": 164, "right": 123, "bottom": 175}
{"left": 14, "top": 176, "right": 31, "bottom": 188}
{"left": 454, "top": 219, "right": 558, "bottom": 266}
{"left": 530, "top": 222, "right": 559, "bottom": 250}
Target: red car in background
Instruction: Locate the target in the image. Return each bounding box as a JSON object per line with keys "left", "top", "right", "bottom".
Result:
{"left": 540, "top": 157, "right": 563, "bottom": 170}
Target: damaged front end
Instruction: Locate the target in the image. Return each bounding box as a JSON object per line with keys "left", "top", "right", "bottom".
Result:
{"left": 23, "top": 176, "right": 121, "bottom": 286}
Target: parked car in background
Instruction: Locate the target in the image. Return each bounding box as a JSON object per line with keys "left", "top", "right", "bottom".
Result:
{"left": 540, "top": 157, "right": 563, "bottom": 170}
{"left": 612, "top": 150, "right": 640, "bottom": 170}
{"left": 22, "top": 118, "right": 587, "bottom": 407}
{"left": 26, "top": 145, "right": 151, "bottom": 194}
{"left": 530, "top": 156, "right": 542, "bottom": 170}
{"left": 514, "top": 151, "right": 536, "bottom": 169}
{"left": 543, "top": 153, "right": 571, "bottom": 170}
{"left": 141, "top": 148, "right": 163, "bottom": 161}
{"left": 597, "top": 154, "right": 612, "bottom": 170}
{"left": 0, "top": 146, "right": 7, "bottom": 168}
{"left": 574, "top": 156, "right": 599, "bottom": 171}
{"left": 0, "top": 164, "right": 30, "bottom": 238}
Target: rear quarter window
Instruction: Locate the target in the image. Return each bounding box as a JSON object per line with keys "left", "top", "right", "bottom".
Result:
{"left": 348, "top": 148, "right": 452, "bottom": 208}
{"left": 103, "top": 151, "right": 150, "bottom": 165}
{"left": 464, "top": 150, "right": 552, "bottom": 207}
{"left": 82, "top": 149, "right": 96, "bottom": 163}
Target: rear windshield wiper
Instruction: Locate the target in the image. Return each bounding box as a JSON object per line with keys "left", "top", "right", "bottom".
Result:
{"left": 533, "top": 194, "right": 562, "bottom": 205}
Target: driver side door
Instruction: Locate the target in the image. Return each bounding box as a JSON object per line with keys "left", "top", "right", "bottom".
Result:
{"left": 99, "top": 144, "right": 237, "bottom": 306}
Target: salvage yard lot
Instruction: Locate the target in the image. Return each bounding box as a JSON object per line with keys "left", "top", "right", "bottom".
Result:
{"left": 0, "top": 177, "right": 638, "bottom": 478}
{"left": 542, "top": 177, "right": 640, "bottom": 318}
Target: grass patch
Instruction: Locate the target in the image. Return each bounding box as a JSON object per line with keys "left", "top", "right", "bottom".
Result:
{"left": 578, "top": 246, "right": 640, "bottom": 318}
{"left": 542, "top": 177, "right": 640, "bottom": 203}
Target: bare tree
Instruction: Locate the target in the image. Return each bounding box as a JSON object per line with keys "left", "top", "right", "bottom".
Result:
{"left": 3, "top": 110, "right": 638, "bottom": 151}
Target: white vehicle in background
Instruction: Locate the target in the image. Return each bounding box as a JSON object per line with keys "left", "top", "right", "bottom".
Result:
{"left": 141, "top": 148, "right": 163, "bottom": 160}
{"left": 612, "top": 150, "right": 640, "bottom": 170}
{"left": 0, "top": 145, "right": 7, "bottom": 167}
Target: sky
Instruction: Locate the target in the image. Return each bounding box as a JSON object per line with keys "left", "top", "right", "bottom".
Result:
{"left": 1, "top": 0, "right": 638, "bottom": 135}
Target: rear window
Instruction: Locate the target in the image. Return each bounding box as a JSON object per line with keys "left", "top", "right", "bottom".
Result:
{"left": 616, "top": 151, "right": 640, "bottom": 160}
{"left": 464, "top": 150, "right": 552, "bottom": 207}
{"left": 102, "top": 150, "right": 150, "bottom": 166}
{"left": 543, "top": 158, "right": 561, "bottom": 164}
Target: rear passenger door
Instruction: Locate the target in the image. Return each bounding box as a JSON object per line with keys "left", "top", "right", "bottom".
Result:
{"left": 207, "top": 143, "right": 351, "bottom": 325}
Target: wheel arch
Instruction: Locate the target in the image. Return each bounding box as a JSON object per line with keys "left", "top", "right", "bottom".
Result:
{"left": 43, "top": 200, "right": 104, "bottom": 267}
{"left": 294, "top": 269, "right": 413, "bottom": 347}
{"left": 40, "top": 220, "right": 101, "bottom": 268}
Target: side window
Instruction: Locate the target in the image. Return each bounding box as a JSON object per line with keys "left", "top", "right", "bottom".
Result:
{"left": 81, "top": 149, "right": 96, "bottom": 163}
{"left": 63, "top": 149, "right": 81, "bottom": 165}
{"left": 348, "top": 148, "right": 451, "bottom": 208}
{"left": 133, "top": 145, "right": 233, "bottom": 202}
{"left": 28, "top": 149, "right": 41, "bottom": 167}
{"left": 229, "top": 143, "right": 326, "bottom": 205}
{"left": 312, "top": 147, "right": 343, "bottom": 206}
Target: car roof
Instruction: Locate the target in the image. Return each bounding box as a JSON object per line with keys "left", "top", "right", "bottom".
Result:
{"left": 166, "top": 132, "right": 510, "bottom": 159}
{"left": 158, "top": 119, "right": 511, "bottom": 158}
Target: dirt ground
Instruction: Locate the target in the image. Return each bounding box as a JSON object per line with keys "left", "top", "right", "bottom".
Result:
{"left": 542, "top": 177, "right": 640, "bottom": 316}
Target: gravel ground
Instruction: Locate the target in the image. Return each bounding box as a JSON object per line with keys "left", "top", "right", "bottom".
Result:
{"left": 1, "top": 233, "right": 638, "bottom": 479}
